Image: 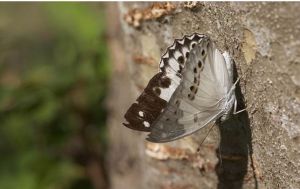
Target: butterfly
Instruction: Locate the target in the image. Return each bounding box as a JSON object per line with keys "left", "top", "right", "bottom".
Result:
{"left": 123, "top": 33, "right": 239, "bottom": 143}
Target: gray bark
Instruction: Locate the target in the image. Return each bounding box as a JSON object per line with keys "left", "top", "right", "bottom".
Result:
{"left": 107, "top": 2, "right": 300, "bottom": 189}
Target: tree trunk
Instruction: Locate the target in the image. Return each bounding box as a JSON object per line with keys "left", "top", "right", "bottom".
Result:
{"left": 107, "top": 2, "right": 300, "bottom": 189}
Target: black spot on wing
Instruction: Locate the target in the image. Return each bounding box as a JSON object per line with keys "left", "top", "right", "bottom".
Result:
{"left": 198, "top": 60, "right": 202, "bottom": 68}
{"left": 193, "top": 67, "right": 197, "bottom": 73}
{"left": 183, "top": 37, "right": 192, "bottom": 48}
{"left": 168, "top": 49, "right": 175, "bottom": 58}
{"left": 174, "top": 39, "right": 182, "bottom": 50}
{"left": 192, "top": 34, "right": 201, "bottom": 42}
{"left": 154, "top": 87, "right": 161, "bottom": 95}
{"left": 185, "top": 52, "right": 190, "bottom": 59}
{"left": 177, "top": 56, "right": 184, "bottom": 65}
{"left": 201, "top": 49, "right": 205, "bottom": 56}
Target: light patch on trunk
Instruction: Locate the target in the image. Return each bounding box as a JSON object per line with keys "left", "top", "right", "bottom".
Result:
{"left": 242, "top": 29, "right": 257, "bottom": 65}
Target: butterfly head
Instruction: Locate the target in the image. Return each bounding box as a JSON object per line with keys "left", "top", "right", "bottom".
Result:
{"left": 220, "top": 87, "right": 236, "bottom": 122}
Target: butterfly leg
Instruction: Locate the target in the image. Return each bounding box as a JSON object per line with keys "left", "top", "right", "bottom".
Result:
{"left": 233, "top": 99, "right": 246, "bottom": 115}
{"left": 231, "top": 77, "right": 246, "bottom": 115}
{"left": 198, "top": 122, "right": 216, "bottom": 149}
{"left": 233, "top": 77, "right": 240, "bottom": 87}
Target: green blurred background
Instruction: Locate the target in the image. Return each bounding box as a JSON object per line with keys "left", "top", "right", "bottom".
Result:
{"left": 0, "top": 3, "right": 110, "bottom": 189}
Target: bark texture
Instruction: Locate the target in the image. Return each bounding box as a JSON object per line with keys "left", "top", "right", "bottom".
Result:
{"left": 107, "top": 2, "right": 300, "bottom": 189}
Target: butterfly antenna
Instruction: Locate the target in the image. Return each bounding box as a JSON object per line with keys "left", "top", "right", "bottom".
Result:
{"left": 199, "top": 122, "right": 216, "bottom": 147}
{"left": 198, "top": 122, "right": 223, "bottom": 168}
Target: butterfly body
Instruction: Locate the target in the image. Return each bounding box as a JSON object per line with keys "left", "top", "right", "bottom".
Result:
{"left": 123, "top": 33, "right": 237, "bottom": 143}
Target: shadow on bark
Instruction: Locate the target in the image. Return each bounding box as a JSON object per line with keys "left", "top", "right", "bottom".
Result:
{"left": 215, "top": 63, "right": 257, "bottom": 189}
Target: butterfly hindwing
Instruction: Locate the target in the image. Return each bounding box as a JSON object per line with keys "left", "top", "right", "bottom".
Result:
{"left": 147, "top": 37, "right": 232, "bottom": 142}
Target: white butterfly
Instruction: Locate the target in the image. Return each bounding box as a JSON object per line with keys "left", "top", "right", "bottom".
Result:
{"left": 123, "top": 33, "right": 240, "bottom": 143}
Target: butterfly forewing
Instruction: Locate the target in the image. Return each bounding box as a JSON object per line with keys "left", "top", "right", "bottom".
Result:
{"left": 124, "top": 34, "right": 205, "bottom": 132}
{"left": 123, "top": 33, "right": 235, "bottom": 143}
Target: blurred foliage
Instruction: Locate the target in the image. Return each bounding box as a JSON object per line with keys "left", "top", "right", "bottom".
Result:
{"left": 0, "top": 3, "right": 109, "bottom": 189}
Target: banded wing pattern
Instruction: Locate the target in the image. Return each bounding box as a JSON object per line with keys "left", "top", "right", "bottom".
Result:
{"left": 123, "top": 33, "right": 236, "bottom": 143}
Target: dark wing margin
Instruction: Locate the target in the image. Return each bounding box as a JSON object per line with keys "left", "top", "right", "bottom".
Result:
{"left": 123, "top": 72, "right": 171, "bottom": 132}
